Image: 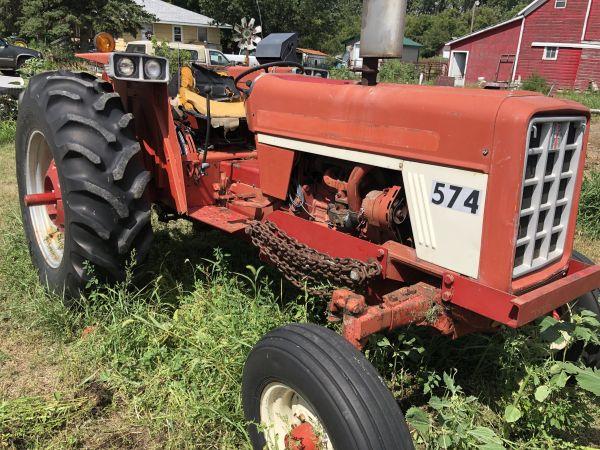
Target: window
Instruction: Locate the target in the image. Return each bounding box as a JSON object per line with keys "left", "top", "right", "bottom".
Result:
{"left": 543, "top": 46, "right": 559, "bottom": 60}
{"left": 197, "top": 27, "right": 208, "bottom": 42}
{"left": 126, "top": 44, "right": 148, "bottom": 54}
{"left": 555, "top": 0, "right": 566, "bottom": 7}
{"left": 209, "top": 50, "right": 231, "bottom": 66}
{"left": 0, "top": 38, "right": 6, "bottom": 47}
{"left": 173, "top": 26, "right": 182, "bottom": 42}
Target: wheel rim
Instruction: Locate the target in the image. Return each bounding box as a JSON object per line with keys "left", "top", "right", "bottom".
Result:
{"left": 260, "top": 382, "right": 333, "bottom": 450}
{"left": 24, "top": 131, "right": 65, "bottom": 268}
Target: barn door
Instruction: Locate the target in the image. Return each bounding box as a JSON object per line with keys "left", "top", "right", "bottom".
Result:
{"left": 495, "top": 54, "right": 515, "bottom": 83}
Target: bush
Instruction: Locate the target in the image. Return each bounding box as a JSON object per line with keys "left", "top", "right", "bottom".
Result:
{"left": 578, "top": 170, "right": 600, "bottom": 238}
{"left": 378, "top": 60, "right": 418, "bottom": 84}
{"left": 329, "top": 66, "right": 358, "bottom": 80}
{"left": 18, "top": 44, "right": 88, "bottom": 79}
{"left": 152, "top": 39, "right": 194, "bottom": 76}
{"left": 0, "top": 95, "right": 18, "bottom": 145}
{"left": 521, "top": 73, "right": 550, "bottom": 93}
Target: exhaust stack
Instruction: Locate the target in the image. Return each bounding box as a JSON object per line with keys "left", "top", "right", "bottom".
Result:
{"left": 360, "top": 0, "right": 408, "bottom": 85}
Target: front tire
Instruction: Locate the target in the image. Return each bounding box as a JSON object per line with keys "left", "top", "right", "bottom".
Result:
{"left": 16, "top": 71, "right": 153, "bottom": 298}
{"left": 242, "top": 323, "right": 414, "bottom": 450}
{"left": 570, "top": 251, "right": 600, "bottom": 368}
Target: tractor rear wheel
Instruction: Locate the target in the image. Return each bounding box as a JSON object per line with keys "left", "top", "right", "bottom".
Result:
{"left": 242, "top": 323, "right": 414, "bottom": 450}
{"left": 16, "top": 71, "right": 153, "bottom": 299}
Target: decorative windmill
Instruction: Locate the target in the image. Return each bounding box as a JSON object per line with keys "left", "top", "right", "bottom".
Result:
{"left": 233, "top": 17, "right": 262, "bottom": 65}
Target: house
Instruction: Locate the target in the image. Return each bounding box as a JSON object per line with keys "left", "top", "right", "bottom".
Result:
{"left": 446, "top": 0, "right": 600, "bottom": 89}
{"left": 343, "top": 36, "right": 423, "bottom": 68}
{"left": 297, "top": 48, "right": 330, "bottom": 69}
{"left": 116, "top": 0, "right": 230, "bottom": 50}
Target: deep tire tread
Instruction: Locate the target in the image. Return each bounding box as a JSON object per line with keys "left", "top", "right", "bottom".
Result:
{"left": 16, "top": 70, "right": 153, "bottom": 297}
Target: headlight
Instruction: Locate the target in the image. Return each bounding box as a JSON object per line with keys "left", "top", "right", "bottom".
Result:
{"left": 144, "top": 59, "right": 162, "bottom": 80}
{"left": 116, "top": 57, "right": 136, "bottom": 77}
{"left": 107, "top": 53, "right": 169, "bottom": 83}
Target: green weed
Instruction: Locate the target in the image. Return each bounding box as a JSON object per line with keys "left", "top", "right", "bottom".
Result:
{"left": 578, "top": 170, "right": 600, "bottom": 239}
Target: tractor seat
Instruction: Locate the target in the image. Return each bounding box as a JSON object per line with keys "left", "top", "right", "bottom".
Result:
{"left": 177, "top": 65, "right": 246, "bottom": 122}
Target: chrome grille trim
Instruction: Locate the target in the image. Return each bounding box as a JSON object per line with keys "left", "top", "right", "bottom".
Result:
{"left": 513, "top": 116, "right": 586, "bottom": 278}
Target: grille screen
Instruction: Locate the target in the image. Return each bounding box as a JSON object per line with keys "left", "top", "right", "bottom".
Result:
{"left": 513, "top": 117, "right": 586, "bottom": 278}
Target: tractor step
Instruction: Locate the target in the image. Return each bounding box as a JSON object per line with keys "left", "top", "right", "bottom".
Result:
{"left": 189, "top": 206, "right": 249, "bottom": 233}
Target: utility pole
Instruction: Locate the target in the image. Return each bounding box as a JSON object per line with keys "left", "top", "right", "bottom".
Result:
{"left": 471, "top": 0, "right": 480, "bottom": 33}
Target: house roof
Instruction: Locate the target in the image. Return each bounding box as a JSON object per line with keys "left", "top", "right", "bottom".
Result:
{"left": 297, "top": 48, "right": 329, "bottom": 56}
{"left": 446, "top": 0, "right": 547, "bottom": 46}
{"left": 133, "top": 0, "right": 230, "bottom": 28}
{"left": 343, "top": 35, "right": 423, "bottom": 48}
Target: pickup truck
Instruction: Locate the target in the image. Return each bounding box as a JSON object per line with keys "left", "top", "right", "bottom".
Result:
{"left": 224, "top": 49, "right": 259, "bottom": 67}
{"left": 0, "top": 37, "right": 41, "bottom": 75}
{"left": 125, "top": 41, "right": 233, "bottom": 69}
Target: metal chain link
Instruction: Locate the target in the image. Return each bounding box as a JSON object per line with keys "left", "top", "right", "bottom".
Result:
{"left": 246, "top": 220, "right": 382, "bottom": 296}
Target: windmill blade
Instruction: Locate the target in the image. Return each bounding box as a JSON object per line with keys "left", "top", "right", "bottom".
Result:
{"left": 248, "top": 18, "right": 255, "bottom": 28}
{"left": 252, "top": 36, "right": 262, "bottom": 44}
{"left": 234, "top": 24, "right": 241, "bottom": 33}
{"left": 246, "top": 44, "right": 256, "bottom": 50}
{"left": 241, "top": 17, "right": 247, "bottom": 27}
{"left": 238, "top": 41, "right": 247, "bottom": 49}
{"left": 233, "top": 36, "right": 242, "bottom": 42}
{"left": 254, "top": 25, "right": 262, "bottom": 35}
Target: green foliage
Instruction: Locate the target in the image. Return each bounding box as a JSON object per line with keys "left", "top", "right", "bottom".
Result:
{"left": 0, "top": 95, "right": 18, "bottom": 121}
{"left": 0, "top": 96, "right": 17, "bottom": 145}
{"left": 329, "top": 66, "right": 358, "bottom": 80}
{"left": 152, "top": 39, "right": 194, "bottom": 76}
{"left": 578, "top": 171, "right": 600, "bottom": 239}
{"left": 4, "top": 0, "right": 154, "bottom": 50}
{"left": 521, "top": 73, "right": 550, "bottom": 93}
{"left": 0, "top": 120, "right": 16, "bottom": 145}
{"left": 379, "top": 60, "right": 419, "bottom": 84}
{"left": 17, "top": 45, "right": 88, "bottom": 79}
{"left": 0, "top": 396, "right": 92, "bottom": 446}
{"left": 558, "top": 91, "right": 600, "bottom": 110}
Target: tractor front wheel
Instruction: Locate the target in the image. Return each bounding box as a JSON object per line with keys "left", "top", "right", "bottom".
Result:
{"left": 16, "top": 71, "right": 153, "bottom": 299}
{"left": 569, "top": 251, "right": 600, "bottom": 368}
{"left": 242, "top": 323, "right": 414, "bottom": 450}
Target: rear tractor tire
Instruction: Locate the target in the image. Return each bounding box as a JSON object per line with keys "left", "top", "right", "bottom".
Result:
{"left": 16, "top": 71, "right": 153, "bottom": 299}
{"left": 242, "top": 323, "right": 415, "bottom": 450}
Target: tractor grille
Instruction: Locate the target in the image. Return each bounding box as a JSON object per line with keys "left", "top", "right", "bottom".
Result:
{"left": 513, "top": 116, "right": 586, "bottom": 278}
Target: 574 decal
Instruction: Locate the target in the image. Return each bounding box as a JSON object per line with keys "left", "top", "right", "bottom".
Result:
{"left": 431, "top": 181, "right": 481, "bottom": 215}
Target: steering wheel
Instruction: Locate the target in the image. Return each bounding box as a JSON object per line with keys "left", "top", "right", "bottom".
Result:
{"left": 234, "top": 61, "right": 305, "bottom": 91}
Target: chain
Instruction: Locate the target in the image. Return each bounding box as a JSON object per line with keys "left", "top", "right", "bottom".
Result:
{"left": 246, "top": 220, "right": 382, "bottom": 296}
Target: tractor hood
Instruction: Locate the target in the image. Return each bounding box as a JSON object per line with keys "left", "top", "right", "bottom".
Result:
{"left": 245, "top": 74, "right": 588, "bottom": 173}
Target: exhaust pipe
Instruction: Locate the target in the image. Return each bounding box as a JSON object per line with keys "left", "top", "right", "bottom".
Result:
{"left": 360, "top": 0, "right": 408, "bottom": 86}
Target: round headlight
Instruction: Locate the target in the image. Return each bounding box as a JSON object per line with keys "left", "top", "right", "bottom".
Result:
{"left": 117, "top": 57, "right": 135, "bottom": 77}
{"left": 144, "top": 59, "right": 162, "bottom": 80}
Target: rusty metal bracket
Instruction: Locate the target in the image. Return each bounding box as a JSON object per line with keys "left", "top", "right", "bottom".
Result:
{"left": 332, "top": 283, "right": 454, "bottom": 349}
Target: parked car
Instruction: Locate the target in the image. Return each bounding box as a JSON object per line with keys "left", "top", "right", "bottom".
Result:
{"left": 0, "top": 37, "right": 41, "bottom": 75}
{"left": 125, "top": 41, "right": 233, "bottom": 69}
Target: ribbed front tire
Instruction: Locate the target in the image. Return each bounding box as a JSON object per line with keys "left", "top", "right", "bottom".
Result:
{"left": 242, "top": 323, "right": 414, "bottom": 450}
{"left": 16, "top": 71, "right": 153, "bottom": 299}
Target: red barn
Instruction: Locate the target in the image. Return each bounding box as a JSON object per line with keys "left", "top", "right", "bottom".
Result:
{"left": 446, "top": 0, "right": 600, "bottom": 90}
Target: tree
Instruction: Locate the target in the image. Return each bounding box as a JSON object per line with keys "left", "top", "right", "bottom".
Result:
{"left": 174, "top": 0, "right": 340, "bottom": 52}
{"left": 0, "top": 0, "right": 22, "bottom": 36}
{"left": 17, "top": 0, "right": 155, "bottom": 49}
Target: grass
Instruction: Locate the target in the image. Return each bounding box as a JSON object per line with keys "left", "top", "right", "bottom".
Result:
{"left": 0, "top": 126, "right": 599, "bottom": 449}
{"left": 558, "top": 91, "right": 600, "bottom": 110}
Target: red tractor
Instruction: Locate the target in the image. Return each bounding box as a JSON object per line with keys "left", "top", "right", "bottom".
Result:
{"left": 15, "top": 2, "right": 599, "bottom": 448}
